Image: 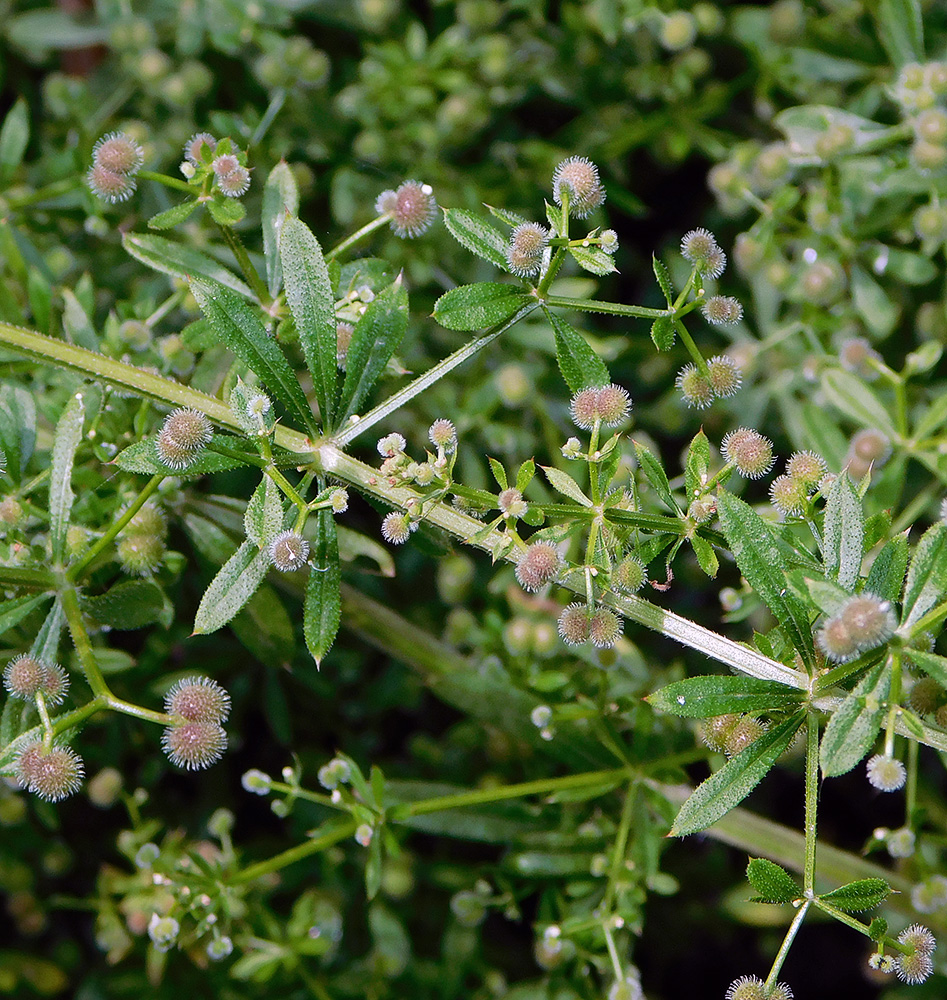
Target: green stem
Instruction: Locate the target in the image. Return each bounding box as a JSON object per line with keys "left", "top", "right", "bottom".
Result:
{"left": 219, "top": 225, "right": 272, "bottom": 308}
{"left": 906, "top": 737, "right": 918, "bottom": 827}
{"left": 34, "top": 691, "right": 54, "bottom": 746}
{"left": 674, "top": 318, "right": 711, "bottom": 379}
{"left": 331, "top": 303, "right": 537, "bottom": 448}
{"left": 804, "top": 711, "right": 819, "bottom": 894}
{"left": 542, "top": 295, "right": 667, "bottom": 319}
{"left": 67, "top": 474, "right": 164, "bottom": 582}
{"left": 0, "top": 566, "right": 57, "bottom": 590}
{"left": 137, "top": 170, "right": 194, "bottom": 194}
{"left": 327, "top": 214, "right": 392, "bottom": 260}
{"left": 389, "top": 767, "right": 629, "bottom": 821}
{"left": 883, "top": 650, "right": 902, "bottom": 759}
{"left": 765, "top": 899, "right": 811, "bottom": 993}
{"left": 603, "top": 783, "right": 636, "bottom": 914}
{"left": 230, "top": 819, "right": 359, "bottom": 885}
{"left": 266, "top": 781, "right": 338, "bottom": 810}
{"left": 61, "top": 587, "right": 110, "bottom": 698}
{"left": 5, "top": 177, "right": 82, "bottom": 210}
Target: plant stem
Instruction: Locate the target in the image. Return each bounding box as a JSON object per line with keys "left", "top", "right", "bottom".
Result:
{"left": 266, "top": 780, "right": 338, "bottom": 810}
{"left": 137, "top": 170, "right": 194, "bottom": 194}
{"left": 542, "top": 295, "right": 667, "bottom": 319}
{"left": 331, "top": 303, "right": 537, "bottom": 447}
{"left": 0, "top": 566, "right": 57, "bottom": 590}
{"left": 219, "top": 225, "right": 272, "bottom": 307}
{"left": 5, "top": 177, "right": 82, "bottom": 210}
{"left": 883, "top": 650, "right": 902, "bottom": 758}
{"left": 67, "top": 474, "right": 164, "bottom": 582}
{"left": 230, "top": 819, "right": 359, "bottom": 884}
{"left": 765, "top": 899, "right": 811, "bottom": 992}
{"left": 804, "top": 711, "right": 819, "bottom": 893}
{"left": 327, "top": 215, "right": 391, "bottom": 260}
{"left": 105, "top": 696, "right": 175, "bottom": 726}
{"left": 674, "top": 318, "right": 711, "bottom": 379}
{"left": 61, "top": 587, "right": 111, "bottom": 698}
{"left": 603, "top": 783, "right": 636, "bottom": 913}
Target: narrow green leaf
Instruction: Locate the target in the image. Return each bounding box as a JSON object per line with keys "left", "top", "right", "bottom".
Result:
{"left": 541, "top": 465, "right": 592, "bottom": 506}
{"left": 820, "top": 661, "right": 890, "bottom": 777}
{"left": 873, "top": 0, "right": 923, "bottom": 67}
{"left": 244, "top": 476, "right": 283, "bottom": 548}
{"left": 488, "top": 457, "right": 508, "bottom": 490}
{"left": 746, "top": 858, "right": 800, "bottom": 904}
{"left": 568, "top": 245, "right": 618, "bottom": 276}
{"left": 902, "top": 523, "right": 947, "bottom": 629}
{"left": 647, "top": 675, "right": 805, "bottom": 718}
{"left": 905, "top": 649, "right": 947, "bottom": 688}
{"left": 122, "top": 233, "right": 252, "bottom": 298}
{"left": 0, "top": 98, "right": 29, "bottom": 184}
{"left": 278, "top": 215, "right": 338, "bottom": 427}
{"left": 0, "top": 594, "right": 51, "bottom": 640}
{"left": 851, "top": 265, "right": 899, "bottom": 338}
{"left": 193, "top": 541, "right": 271, "bottom": 634}
{"left": 820, "top": 878, "right": 890, "bottom": 913}
{"left": 717, "top": 492, "right": 816, "bottom": 668}
{"left": 304, "top": 509, "right": 341, "bottom": 667}
{"left": 670, "top": 714, "right": 804, "bottom": 837}
{"left": 338, "top": 277, "right": 409, "bottom": 424}
{"left": 486, "top": 205, "right": 528, "bottom": 228}
{"left": 545, "top": 200, "right": 563, "bottom": 234}
{"left": 652, "top": 255, "right": 674, "bottom": 302}
{"left": 0, "top": 382, "right": 37, "bottom": 481}
{"left": 822, "top": 473, "right": 864, "bottom": 589}
{"left": 650, "top": 316, "right": 675, "bottom": 351}
{"left": 262, "top": 162, "right": 299, "bottom": 297}
{"left": 147, "top": 201, "right": 199, "bottom": 230}
{"left": 443, "top": 209, "right": 510, "bottom": 271}
{"left": 820, "top": 370, "right": 896, "bottom": 438}
{"left": 515, "top": 459, "right": 536, "bottom": 493}
{"left": 690, "top": 534, "right": 719, "bottom": 578}
{"left": 189, "top": 275, "right": 317, "bottom": 437}
{"left": 61, "top": 289, "right": 97, "bottom": 350}
{"left": 633, "top": 441, "right": 677, "bottom": 513}
{"left": 864, "top": 532, "right": 909, "bottom": 603}
{"left": 116, "top": 434, "right": 255, "bottom": 476}
{"left": 207, "top": 196, "right": 245, "bottom": 227}
{"left": 49, "top": 392, "right": 84, "bottom": 564}
{"left": 546, "top": 309, "right": 610, "bottom": 393}
{"left": 433, "top": 283, "right": 532, "bottom": 331}
{"left": 31, "top": 599, "right": 64, "bottom": 665}
{"left": 685, "top": 430, "right": 710, "bottom": 500}
{"left": 82, "top": 580, "right": 166, "bottom": 630}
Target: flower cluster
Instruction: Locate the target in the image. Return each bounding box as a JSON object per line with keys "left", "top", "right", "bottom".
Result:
{"left": 816, "top": 592, "right": 896, "bottom": 663}
{"left": 88, "top": 131, "right": 144, "bottom": 203}
{"left": 3, "top": 654, "right": 69, "bottom": 705}
{"left": 162, "top": 676, "right": 230, "bottom": 770}
{"left": 769, "top": 450, "right": 828, "bottom": 517}
{"left": 182, "top": 133, "right": 251, "bottom": 197}
{"left": 557, "top": 603, "right": 623, "bottom": 650}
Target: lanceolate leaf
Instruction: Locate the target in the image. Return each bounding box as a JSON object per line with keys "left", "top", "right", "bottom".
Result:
{"left": 684, "top": 430, "right": 710, "bottom": 499}
{"left": 650, "top": 316, "right": 675, "bottom": 351}
{"left": 648, "top": 675, "right": 805, "bottom": 718}
{"left": 147, "top": 201, "right": 198, "bottom": 230}
{"left": 822, "top": 472, "right": 864, "bottom": 589}
{"left": 49, "top": 392, "right": 84, "bottom": 564}
{"left": 568, "top": 245, "right": 617, "bottom": 276}
{"left": 820, "top": 878, "right": 890, "bottom": 913}
{"left": 443, "top": 209, "right": 510, "bottom": 271}
{"left": 278, "top": 215, "right": 338, "bottom": 428}
{"left": 0, "top": 593, "right": 51, "bottom": 640}
{"left": 116, "top": 434, "right": 257, "bottom": 475}
{"left": 433, "top": 283, "right": 532, "bottom": 331}
{"left": 690, "top": 533, "right": 719, "bottom": 578}
{"left": 820, "top": 661, "right": 890, "bottom": 777}
{"left": 82, "top": 580, "right": 166, "bottom": 630}
{"left": 652, "top": 255, "right": 674, "bottom": 302}
{"left": 122, "top": 232, "right": 252, "bottom": 298}
{"left": 905, "top": 648, "right": 947, "bottom": 688}
{"left": 262, "top": 161, "right": 299, "bottom": 297}
{"left": 633, "top": 441, "right": 677, "bottom": 513}
{"left": 193, "top": 541, "right": 271, "bottom": 635}
{"left": 542, "top": 466, "right": 592, "bottom": 506}
{"left": 339, "top": 277, "right": 409, "bottom": 424}
{"left": 901, "top": 522, "right": 947, "bottom": 629}
{"left": 244, "top": 475, "right": 283, "bottom": 547}
{"left": 304, "top": 509, "right": 341, "bottom": 667}
{"left": 864, "top": 532, "right": 909, "bottom": 603}
{"left": 746, "top": 858, "right": 800, "bottom": 904}
{"left": 0, "top": 98, "right": 29, "bottom": 184}
{"left": 820, "top": 370, "right": 896, "bottom": 438}
{"left": 670, "top": 714, "right": 804, "bottom": 837}
{"left": 717, "top": 491, "right": 816, "bottom": 669}
{"left": 546, "top": 309, "right": 610, "bottom": 393}
{"left": 189, "top": 275, "right": 317, "bottom": 438}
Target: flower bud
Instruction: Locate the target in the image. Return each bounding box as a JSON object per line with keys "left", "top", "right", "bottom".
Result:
{"left": 701, "top": 295, "right": 743, "bottom": 325}
{"left": 0, "top": 496, "right": 22, "bottom": 527}
{"left": 355, "top": 823, "right": 373, "bottom": 846}
{"left": 770, "top": 474, "right": 808, "bottom": 516}
{"left": 148, "top": 912, "right": 180, "bottom": 952}
{"left": 722, "top": 428, "right": 775, "bottom": 479}
{"left": 93, "top": 132, "right": 144, "bottom": 175}
{"left": 680, "top": 228, "right": 726, "bottom": 278}
{"left": 87, "top": 767, "right": 123, "bottom": 808}
{"left": 784, "top": 451, "right": 826, "bottom": 488}
{"left": 377, "top": 432, "right": 406, "bottom": 458}
{"left": 800, "top": 260, "right": 845, "bottom": 305}
{"left": 241, "top": 769, "right": 272, "bottom": 794}
{"left": 569, "top": 384, "right": 631, "bottom": 429}
{"left": 211, "top": 154, "right": 239, "bottom": 177}
{"left": 839, "top": 337, "right": 881, "bottom": 379}
{"left": 706, "top": 355, "right": 742, "bottom": 396}
{"left": 886, "top": 826, "right": 916, "bottom": 858}
{"left": 659, "top": 10, "right": 696, "bottom": 50}
{"left": 16, "top": 742, "right": 84, "bottom": 801}
{"left": 165, "top": 676, "right": 230, "bottom": 724}
{"left": 911, "top": 140, "right": 947, "bottom": 172}
{"left": 515, "top": 542, "right": 561, "bottom": 592}
{"left": 613, "top": 555, "right": 646, "bottom": 593}
{"left": 429, "top": 418, "right": 457, "bottom": 452}
{"left": 589, "top": 608, "right": 622, "bottom": 649}
{"left": 162, "top": 720, "right": 227, "bottom": 769}
{"left": 866, "top": 754, "right": 906, "bottom": 792}
{"left": 381, "top": 181, "right": 437, "bottom": 238}
{"left": 318, "top": 757, "right": 352, "bottom": 789}
{"left": 269, "top": 531, "right": 310, "bottom": 572}
{"left": 507, "top": 222, "right": 549, "bottom": 277}
{"left": 558, "top": 603, "right": 590, "bottom": 645}
{"left": 676, "top": 364, "right": 714, "bottom": 408}
{"left": 552, "top": 156, "right": 606, "bottom": 218}
{"left": 218, "top": 166, "right": 251, "bottom": 198}
{"left": 498, "top": 488, "right": 528, "bottom": 519}
{"left": 155, "top": 408, "right": 212, "bottom": 470}
{"left": 184, "top": 132, "right": 216, "bottom": 163}
{"left": 207, "top": 935, "right": 233, "bottom": 960}
{"left": 599, "top": 229, "right": 618, "bottom": 253}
